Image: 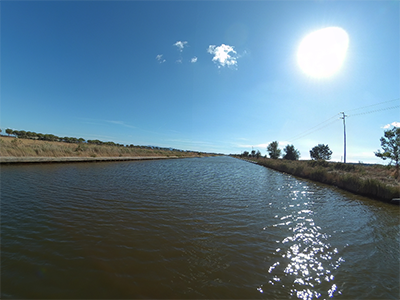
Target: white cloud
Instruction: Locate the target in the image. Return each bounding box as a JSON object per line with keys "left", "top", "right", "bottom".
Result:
{"left": 207, "top": 44, "right": 238, "bottom": 68}
{"left": 382, "top": 121, "right": 400, "bottom": 129}
{"left": 156, "top": 54, "right": 166, "bottom": 63}
{"left": 173, "top": 41, "right": 188, "bottom": 52}
{"left": 191, "top": 56, "right": 198, "bottom": 63}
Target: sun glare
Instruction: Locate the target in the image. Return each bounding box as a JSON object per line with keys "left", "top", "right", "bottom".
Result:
{"left": 297, "top": 27, "right": 349, "bottom": 78}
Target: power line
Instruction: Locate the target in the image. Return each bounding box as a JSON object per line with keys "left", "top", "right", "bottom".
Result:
{"left": 285, "top": 98, "right": 399, "bottom": 145}
{"left": 346, "top": 97, "right": 400, "bottom": 113}
{"left": 287, "top": 114, "right": 340, "bottom": 142}
{"left": 348, "top": 105, "right": 400, "bottom": 117}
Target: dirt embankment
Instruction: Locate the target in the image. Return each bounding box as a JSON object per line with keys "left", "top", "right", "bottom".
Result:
{"left": 0, "top": 136, "right": 209, "bottom": 163}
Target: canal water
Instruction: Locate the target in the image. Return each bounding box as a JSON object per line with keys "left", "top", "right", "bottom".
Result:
{"left": 1, "top": 156, "right": 399, "bottom": 299}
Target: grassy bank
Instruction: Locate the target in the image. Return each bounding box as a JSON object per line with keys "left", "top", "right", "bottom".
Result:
{"left": 0, "top": 137, "right": 207, "bottom": 159}
{"left": 238, "top": 156, "right": 399, "bottom": 203}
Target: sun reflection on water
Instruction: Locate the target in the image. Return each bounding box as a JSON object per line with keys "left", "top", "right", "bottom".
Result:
{"left": 260, "top": 188, "right": 345, "bottom": 299}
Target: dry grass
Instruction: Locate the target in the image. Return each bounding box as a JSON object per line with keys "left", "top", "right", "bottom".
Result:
{"left": 240, "top": 157, "right": 399, "bottom": 203}
{"left": 0, "top": 137, "right": 204, "bottom": 158}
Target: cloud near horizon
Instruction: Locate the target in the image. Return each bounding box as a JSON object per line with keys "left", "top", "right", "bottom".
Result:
{"left": 207, "top": 44, "right": 238, "bottom": 68}
{"left": 382, "top": 121, "right": 400, "bottom": 129}
{"left": 238, "top": 141, "right": 291, "bottom": 150}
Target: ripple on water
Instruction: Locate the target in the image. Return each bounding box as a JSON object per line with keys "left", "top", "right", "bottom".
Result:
{"left": 1, "top": 157, "right": 399, "bottom": 299}
{"left": 258, "top": 180, "right": 347, "bottom": 299}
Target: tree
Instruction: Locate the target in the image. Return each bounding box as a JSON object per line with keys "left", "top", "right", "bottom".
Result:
{"left": 310, "top": 144, "right": 332, "bottom": 160}
{"left": 255, "top": 150, "right": 261, "bottom": 158}
{"left": 6, "top": 128, "right": 13, "bottom": 136}
{"left": 267, "top": 141, "right": 281, "bottom": 159}
{"left": 251, "top": 150, "right": 256, "bottom": 157}
{"left": 26, "top": 131, "right": 38, "bottom": 139}
{"left": 241, "top": 151, "right": 249, "bottom": 157}
{"left": 375, "top": 127, "right": 400, "bottom": 178}
{"left": 283, "top": 144, "right": 300, "bottom": 160}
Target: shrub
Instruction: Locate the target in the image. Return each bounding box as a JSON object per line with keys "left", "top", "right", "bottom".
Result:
{"left": 278, "top": 162, "right": 289, "bottom": 173}
{"left": 11, "top": 138, "right": 22, "bottom": 147}
{"left": 309, "top": 167, "right": 328, "bottom": 182}
{"left": 334, "top": 162, "right": 356, "bottom": 172}
{"left": 294, "top": 165, "right": 304, "bottom": 176}
{"left": 308, "top": 160, "right": 329, "bottom": 168}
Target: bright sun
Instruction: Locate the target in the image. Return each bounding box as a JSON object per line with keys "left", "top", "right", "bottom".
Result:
{"left": 297, "top": 27, "right": 349, "bottom": 78}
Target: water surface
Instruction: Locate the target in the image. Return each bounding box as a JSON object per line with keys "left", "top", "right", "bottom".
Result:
{"left": 1, "top": 156, "right": 399, "bottom": 298}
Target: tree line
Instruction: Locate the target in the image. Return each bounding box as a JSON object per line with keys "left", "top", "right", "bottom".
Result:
{"left": 241, "top": 142, "right": 331, "bottom": 161}
{"left": 240, "top": 126, "right": 399, "bottom": 177}
{"left": 0, "top": 128, "right": 183, "bottom": 152}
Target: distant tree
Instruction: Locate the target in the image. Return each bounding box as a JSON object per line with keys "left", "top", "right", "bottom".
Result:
{"left": 6, "top": 128, "right": 13, "bottom": 136}
{"left": 255, "top": 150, "right": 261, "bottom": 158}
{"left": 63, "top": 137, "right": 78, "bottom": 143}
{"left": 241, "top": 151, "right": 249, "bottom": 157}
{"left": 251, "top": 150, "right": 256, "bottom": 157}
{"left": 43, "top": 134, "right": 58, "bottom": 141}
{"left": 78, "top": 138, "right": 85, "bottom": 143}
{"left": 16, "top": 130, "right": 27, "bottom": 138}
{"left": 26, "top": 131, "right": 38, "bottom": 139}
{"left": 310, "top": 144, "right": 332, "bottom": 160}
{"left": 375, "top": 127, "right": 400, "bottom": 178}
{"left": 87, "top": 139, "right": 103, "bottom": 145}
{"left": 283, "top": 144, "right": 300, "bottom": 160}
{"left": 267, "top": 141, "right": 281, "bottom": 159}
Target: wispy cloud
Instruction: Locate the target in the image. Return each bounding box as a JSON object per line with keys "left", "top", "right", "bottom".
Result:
{"left": 164, "top": 138, "right": 224, "bottom": 152}
{"left": 238, "top": 143, "right": 268, "bottom": 149}
{"left": 207, "top": 44, "right": 238, "bottom": 68}
{"left": 106, "top": 120, "right": 136, "bottom": 129}
{"left": 238, "top": 141, "right": 290, "bottom": 149}
{"left": 173, "top": 41, "right": 188, "bottom": 52}
{"left": 382, "top": 121, "right": 400, "bottom": 129}
{"left": 156, "top": 54, "right": 166, "bottom": 63}
{"left": 191, "top": 56, "right": 198, "bottom": 63}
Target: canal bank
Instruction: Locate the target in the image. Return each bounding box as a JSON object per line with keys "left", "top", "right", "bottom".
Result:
{"left": 236, "top": 156, "right": 400, "bottom": 204}
{"left": 0, "top": 156, "right": 180, "bottom": 164}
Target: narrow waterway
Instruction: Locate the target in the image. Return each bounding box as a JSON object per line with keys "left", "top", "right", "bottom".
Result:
{"left": 1, "top": 156, "right": 399, "bottom": 299}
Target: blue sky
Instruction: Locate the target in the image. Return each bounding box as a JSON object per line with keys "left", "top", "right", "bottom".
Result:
{"left": 2, "top": 1, "right": 399, "bottom": 163}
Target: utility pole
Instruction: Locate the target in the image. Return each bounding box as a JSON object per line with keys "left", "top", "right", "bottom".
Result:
{"left": 340, "top": 112, "right": 347, "bottom": 163}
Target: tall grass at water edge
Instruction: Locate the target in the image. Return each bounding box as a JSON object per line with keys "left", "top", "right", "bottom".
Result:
{"left": 244, "top": 157, "right": 399, "bottom": 203}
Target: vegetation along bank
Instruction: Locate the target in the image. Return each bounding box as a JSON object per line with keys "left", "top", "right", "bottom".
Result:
{"left": 0, "top": 130, "right": 216, "bottom": 164}
{"left": 237, "top": 156, "right": 399, "bottom": 204}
